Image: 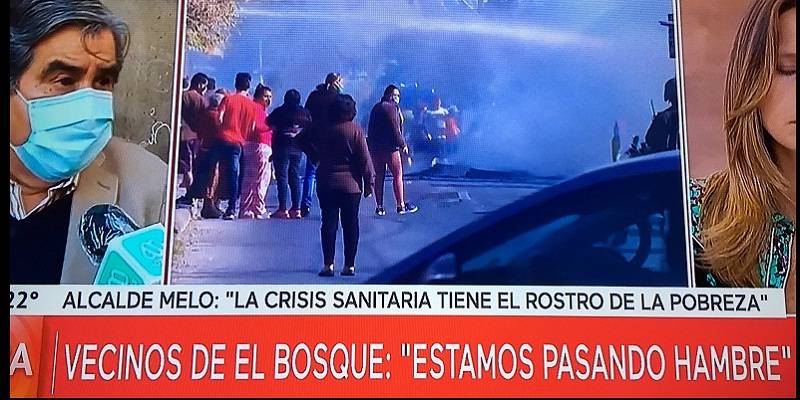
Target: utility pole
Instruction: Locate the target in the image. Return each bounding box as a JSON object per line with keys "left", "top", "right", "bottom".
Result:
{"left": 659, "top": 14, "right": 676, "bottom": 59}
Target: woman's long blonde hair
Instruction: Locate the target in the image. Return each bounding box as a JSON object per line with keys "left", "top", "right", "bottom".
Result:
{"left": 699, "top": 0, "right": 796, "bottom": 286}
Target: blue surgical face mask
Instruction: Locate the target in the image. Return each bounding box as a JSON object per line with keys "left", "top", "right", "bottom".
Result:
{"left": 11, "top": 88, "right": 114, "bottom": 182}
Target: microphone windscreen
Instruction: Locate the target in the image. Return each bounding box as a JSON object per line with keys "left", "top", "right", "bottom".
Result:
{"left": 79, "top": 204, "right": 140, "bottom": 268}
{"left": 94, "top": 224, "right": 165, "bottom": 285}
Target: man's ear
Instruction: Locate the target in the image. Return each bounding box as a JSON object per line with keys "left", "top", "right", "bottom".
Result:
{"left": 10, "top": 91, "right": 32, "bottom": 146}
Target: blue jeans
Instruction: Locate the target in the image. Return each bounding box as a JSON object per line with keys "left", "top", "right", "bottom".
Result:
{"left": 301, "top": 158, "right": 318, "bottom": 209}
{"left": 187, "top": 140, "right": 242, "bottom": 212}
{"left": 273, "top": 145, "right": 304, "bottom": 210}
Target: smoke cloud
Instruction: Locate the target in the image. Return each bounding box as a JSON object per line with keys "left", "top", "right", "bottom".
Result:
{"left": 185, "top": 0, "right": 677, "bottom": 177}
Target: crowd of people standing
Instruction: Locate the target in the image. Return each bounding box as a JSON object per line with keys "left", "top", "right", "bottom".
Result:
{"left": 176, "top": 72, "right": 419, "bottom": 275}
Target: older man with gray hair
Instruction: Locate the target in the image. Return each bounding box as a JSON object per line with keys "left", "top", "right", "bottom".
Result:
{"left": 9, "top": 0, "right": 168, "bottom": 284}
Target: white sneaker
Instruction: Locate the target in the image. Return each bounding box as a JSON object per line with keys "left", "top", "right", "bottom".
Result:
{"left": 241, "top": 211, "right": 255, "bottom": 219}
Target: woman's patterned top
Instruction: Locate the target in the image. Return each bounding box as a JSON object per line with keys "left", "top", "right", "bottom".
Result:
{"left": 689, "top": 178, "right": 795, "bottom": 288}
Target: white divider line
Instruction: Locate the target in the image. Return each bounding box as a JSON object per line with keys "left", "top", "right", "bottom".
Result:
{"left": 50, "top": 330, "right": 59, "bottom": 395}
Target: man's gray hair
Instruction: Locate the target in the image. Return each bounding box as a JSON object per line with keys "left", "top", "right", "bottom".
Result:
{"left": 9, "top": 0, "right": 130, "bottom": 92}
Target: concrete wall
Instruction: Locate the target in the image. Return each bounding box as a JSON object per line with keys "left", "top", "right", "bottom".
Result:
{"left": 104, "top": 0, "right": 180, "bottom": 163}
{"left": 679, "top": 0, "right": 750, "bottom": 178}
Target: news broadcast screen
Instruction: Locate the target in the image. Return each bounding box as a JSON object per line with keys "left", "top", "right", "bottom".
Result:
{"left": 8, "top": 0, "right": 796, "bottom": 397}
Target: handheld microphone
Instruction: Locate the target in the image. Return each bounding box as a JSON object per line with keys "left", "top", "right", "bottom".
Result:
{"left": 79, "top": 204, "right": 165, "bottom": 285}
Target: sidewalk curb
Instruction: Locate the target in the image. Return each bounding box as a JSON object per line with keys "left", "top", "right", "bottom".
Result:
{"left": 173, "top": 208, "right": 192, "bottom": 234}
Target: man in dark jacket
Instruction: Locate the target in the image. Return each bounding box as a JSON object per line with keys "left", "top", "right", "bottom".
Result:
{"left": 367, "top": 85, "right": 418, "bottom": 216}
{"left": 300, "top": 72, "right": 343, "bottom": 217}
{"left": 644, "top": 77, "right": 679, "bottom": 153}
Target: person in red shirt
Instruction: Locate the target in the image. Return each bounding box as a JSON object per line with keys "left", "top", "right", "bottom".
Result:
{"left": 239, "top": 84, "right": 274, "bottom": 219}
{"left": 193, "top": 92, "right": 225, "bottom": 219}
{"left": 178, "top": 73, "right": 257, "bottom": 220}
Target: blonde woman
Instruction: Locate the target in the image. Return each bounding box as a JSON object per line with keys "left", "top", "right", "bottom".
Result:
{"left": 690, "top": 0, "right": 796, "bottom": 312}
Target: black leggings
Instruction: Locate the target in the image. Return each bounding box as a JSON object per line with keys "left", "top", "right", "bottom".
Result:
{"left": 318, "top": 191, "right": 361, "bottom": 267}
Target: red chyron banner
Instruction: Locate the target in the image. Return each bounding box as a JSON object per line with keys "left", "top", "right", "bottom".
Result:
{"left": 11, "top": 316, "right": 796, "bottom": 397}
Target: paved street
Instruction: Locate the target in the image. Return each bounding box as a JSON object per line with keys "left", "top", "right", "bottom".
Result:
{"left": 170, "top": 176, "right": 555, "bottom": 284}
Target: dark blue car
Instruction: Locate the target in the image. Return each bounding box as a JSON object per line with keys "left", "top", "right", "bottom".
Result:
{"left": 367, "top": 151, "right": 690, "bottom": 286}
